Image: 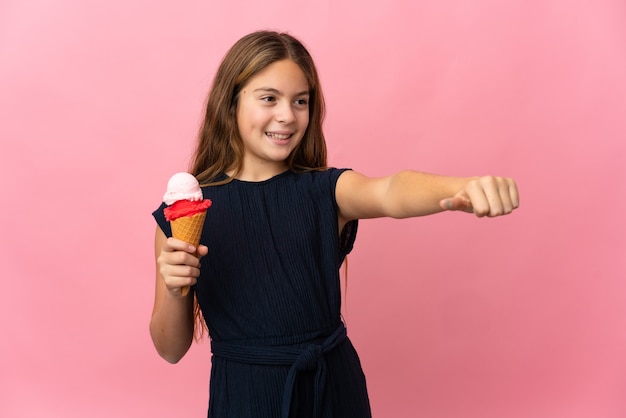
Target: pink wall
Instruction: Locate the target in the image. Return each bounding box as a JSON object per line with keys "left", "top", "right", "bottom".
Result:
{"left": 1, "top": 1, "right": 625, "bottom": 417}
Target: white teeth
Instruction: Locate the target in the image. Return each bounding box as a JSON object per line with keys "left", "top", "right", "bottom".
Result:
{"left": 266, "top": 132, "right": 291, "bottom": 140}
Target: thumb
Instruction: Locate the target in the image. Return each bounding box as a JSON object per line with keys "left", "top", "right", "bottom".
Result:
{"left": 440, "top": 196, "right": 473, "bottom": 213}
{"left": 196, "top": 244, "right": 209, "bottom": 258}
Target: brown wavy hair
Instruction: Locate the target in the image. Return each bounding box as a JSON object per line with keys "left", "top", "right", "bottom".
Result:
{"left": 190, "top": 30, "right": 328, "bottom": 184}
{"left": 188, "top": 31, "right": 329, "bottom": 339}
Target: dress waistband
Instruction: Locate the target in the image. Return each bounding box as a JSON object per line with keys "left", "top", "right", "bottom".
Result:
{"left": 211, "top": 323, "right": 347, "bottom": 418}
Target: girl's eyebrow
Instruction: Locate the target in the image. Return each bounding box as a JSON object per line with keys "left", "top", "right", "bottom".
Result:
{"left": 253, "top": 87, "right": 310, "bottom": 96}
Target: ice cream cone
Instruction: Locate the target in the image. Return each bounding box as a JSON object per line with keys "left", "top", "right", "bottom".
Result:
{"left": 171, "top": 211, "right": 206, "bottom": 248}
{"left": 170, "top": 211, "right": 207, "bottom": 296}
{"left": 163, "top": 172, "right": 212, "bottom": 297}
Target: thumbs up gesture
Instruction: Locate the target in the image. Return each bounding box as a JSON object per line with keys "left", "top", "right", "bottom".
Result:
{"left": 439, "top": 176, "right": 519, "bottom": 217}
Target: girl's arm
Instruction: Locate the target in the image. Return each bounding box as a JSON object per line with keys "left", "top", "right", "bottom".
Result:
{"left": 149, "top": 228, "right": 207, "bottom": 363}
{"left": 336, "top": 170, "right": 519, "bottom": 222}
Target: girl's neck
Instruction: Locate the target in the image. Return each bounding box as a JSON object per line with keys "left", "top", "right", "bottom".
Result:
{"left": 227, "top": 162, "right": 289, "bottom": 182}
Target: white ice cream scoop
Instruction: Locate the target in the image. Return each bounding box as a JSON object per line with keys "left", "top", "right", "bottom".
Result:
{"left": 163, "top": 172, "right": 203, "bottom": 205}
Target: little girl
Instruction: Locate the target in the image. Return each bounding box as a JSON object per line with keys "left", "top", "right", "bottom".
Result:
{"left": 151, "top": 30, "right": 519, "bottom": 418}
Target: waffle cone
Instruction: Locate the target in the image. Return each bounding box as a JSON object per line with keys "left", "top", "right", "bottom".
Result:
{"left": 170, "top": 211, "right": 206, "bottom": 247}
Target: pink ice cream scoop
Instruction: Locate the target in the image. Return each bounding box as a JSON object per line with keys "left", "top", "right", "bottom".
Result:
{"left": 163, "top": 172, "right": 204, "bottom": 205}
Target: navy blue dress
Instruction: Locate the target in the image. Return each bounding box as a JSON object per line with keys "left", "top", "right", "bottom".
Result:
{"left": 153, "top": 168, "right": 372, "bottom": 417}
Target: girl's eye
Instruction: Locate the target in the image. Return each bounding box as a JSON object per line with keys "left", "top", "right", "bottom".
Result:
{"left": 261, "top": 96, "right": 276, "bottom": 102}
{"left": 295, "top": 98, "right": 308, "bottom": 106}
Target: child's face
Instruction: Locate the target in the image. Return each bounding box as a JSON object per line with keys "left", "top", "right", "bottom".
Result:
{"left": 236, "top": 59, "right": 310, "bottom": 174}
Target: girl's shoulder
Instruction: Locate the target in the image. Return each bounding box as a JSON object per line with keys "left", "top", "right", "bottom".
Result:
{"left": 296, "top": 167, "right": 352, "bottom": 182}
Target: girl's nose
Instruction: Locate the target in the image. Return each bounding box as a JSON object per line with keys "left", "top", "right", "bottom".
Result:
{"left": 276, "top": 102, "right": 296, "bottom": 124}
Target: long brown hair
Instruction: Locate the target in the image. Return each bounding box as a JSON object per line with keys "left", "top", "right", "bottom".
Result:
{"left": 189, "top": 31, "right": 329, "bottom": 339}
{"left": 190, "top": 30, "right": 328, "bottom": 184}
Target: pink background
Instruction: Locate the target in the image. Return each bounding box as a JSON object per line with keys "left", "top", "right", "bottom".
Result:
{"left": 1, "top": 1, "right": 625, "bottom": 417}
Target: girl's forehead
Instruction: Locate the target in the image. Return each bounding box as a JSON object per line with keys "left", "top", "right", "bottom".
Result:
{"left": 246, "top": 59, "right": 309, "bottom": 92}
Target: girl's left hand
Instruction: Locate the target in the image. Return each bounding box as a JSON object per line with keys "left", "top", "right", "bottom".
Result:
{"left": 439, "top": 176, "right": 519, "bottom": 217}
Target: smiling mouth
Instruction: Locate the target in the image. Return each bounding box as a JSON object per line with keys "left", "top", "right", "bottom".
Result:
{"left": 266, "top": 132, "right": 293, "bottom": 140}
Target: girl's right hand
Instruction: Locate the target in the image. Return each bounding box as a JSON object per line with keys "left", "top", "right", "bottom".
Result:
{"left": 156, "top": 237, "right": 208, "bottom": 297}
